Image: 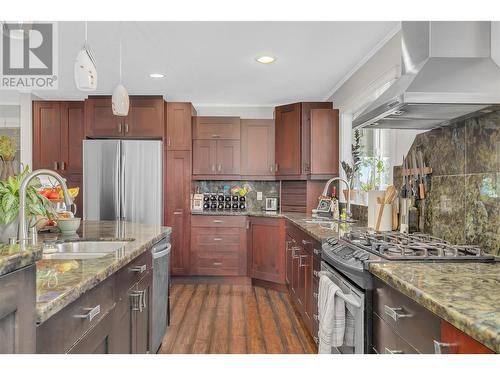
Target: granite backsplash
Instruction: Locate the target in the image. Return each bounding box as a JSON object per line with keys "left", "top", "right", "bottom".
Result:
{"left": 402, "top": 110, "right": 499, "bottom": 255}
{"left": 193, "top": 180, "right": 280, "bottom": 212}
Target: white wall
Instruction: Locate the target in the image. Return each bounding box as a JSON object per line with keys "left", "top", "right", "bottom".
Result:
{"left": 194, "top": 105, "right": 274, "bottom": 119}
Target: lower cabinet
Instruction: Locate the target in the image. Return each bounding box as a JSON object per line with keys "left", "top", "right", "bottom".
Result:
{"left": 248, "top": 217, "right": 286, "bottom": 284}
{"left": 373, "top": 277, "right": 494, "bottom": 354}
{"left": 285, "top": 221, "right": 321, "bottom": 338}
{"left": 37, "top": 246, "right": 156, "bottom": 354}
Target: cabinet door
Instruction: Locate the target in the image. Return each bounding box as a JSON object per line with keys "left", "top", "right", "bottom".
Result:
{"left": 302, "top": 252, "right": 313, "bottom": 327}
{"left": 85, "top": 97, "right": 121, "bottom": 137}
{"left": 192, "top": 140, "right": 217, "bottom": 175}
{"left": 241, "top": 119, "right": 275, "bottom": 177}
{"left": 133, "top": 274, "right": 152, "bottom": 354}
{"left": 166, "top": 102, "right": 194, "bottom": 150}
{"left": 193, "top": 116, "right": 240, "bottom": 139}
{"left": 275, "top": 103, "right": 301, "bottom": 176}
{"left": 32, "top": 101, "right": 61, "bottom": 171}
{"left": 68, "top": 310, "right": 114, "bottom": 354}
{"left": 166, "top": 151, "right": 191, "bottom": 275}
{"left": 440, "top": 320, "right": 494, "bottom": 354}
{"left": 291, "top": 245, "right": 302, "bottom": 309}
{"left": 285, "top": 235, "right": 294, "bottom": 286}
{"left": 310, "top": 109, "right": 339, "bottom": 176}
{"left": 249, "top": 218, "right": 285, "bottom": 284}
{"left": 60, "top": 102, "right": 85, "bottom": 174}
{"left": 126, "top": 98, "right": 164, "bottom": 138}
{"left": 216, "top": 140, "right": 240, "bottom": 175}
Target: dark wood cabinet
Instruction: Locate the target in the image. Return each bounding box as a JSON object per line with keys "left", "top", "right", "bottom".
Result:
{"left": 216, "top": 140, "right": 240, "bottom": 175}
{"left": 166, "top": 151, "right": 191, "bottom": 276}
{"left": 130, "top": 272, "right": 152, "bottom": 353}
{"left": 166, "top": 102, "right": 196, "bottom": 150}
{"left": 440, "top": 320, "right": 494, "bottom": 354}
{"left": 248, "top": 217, "right": 285, "bottom": 284}
{"left": 241, "top": 119, "right": 275, "bottom": 178}
{"left": 0, "top": 265, "right": 36, "bottom": 354}
{"left": 192, "top": 139, "right": 240, "bottom": 178}
{"left": 193, "top": 116, "right": 240, "bottom": 140}
{"left": 60, "top": 102, "right": 85, "bottom": 174}
{"left": 274, "top": 102, "right": 336, "bottom": 179}
{"left": 85, "top": 96, "right": 163, "bottom": 138}
{"left": 192, "top": 140, "right": 216, "bottom": 175}
{"left": 68, "top": 310, "right": 115, "bottom": 354}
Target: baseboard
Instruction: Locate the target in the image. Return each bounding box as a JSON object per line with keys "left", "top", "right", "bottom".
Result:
{"left": 171, "top": 276, "right": 251, "bottom": 285}
{"left": 251, "top": 278, "right": 288, "bottom": 292}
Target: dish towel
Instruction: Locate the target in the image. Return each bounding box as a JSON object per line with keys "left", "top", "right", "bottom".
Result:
{"left": 344, "top": 303, "right": 356, "bottom": 347}
{"left": 318, "top": 274, "right": 346, "bottom": 354}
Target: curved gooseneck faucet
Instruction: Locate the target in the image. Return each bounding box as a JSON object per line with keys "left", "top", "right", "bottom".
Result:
{"left": 18, "top": 169, "right": 73, "bottom": 245}
{"left": 321, "top": 176, "right": 352, "bottom": 219}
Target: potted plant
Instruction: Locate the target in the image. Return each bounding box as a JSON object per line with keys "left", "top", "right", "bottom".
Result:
{"left": 0, "top": 135, "right": 18, "bottom": 180}
{"left": 341, "top": 129, "right": 362, "bottom": 202}
{"left": 0, "top": 166, "right": 54, "bottom": 243}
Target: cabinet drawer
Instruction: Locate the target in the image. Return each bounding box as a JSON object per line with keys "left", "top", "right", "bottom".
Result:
{"left": 192, "top": 227, "right": 242, "bottom": 252}
{"left": 373, "top": 277, "right": 440, "bottom": 353}
{"left": 115, "top": 250, "right": 152, "bottom": 298}
{"left": 36, "top": 277, "right": 115, "bottom": 353}
{"left": 192, "top": 252, "right": 243, "bottom": 276}
{"left": 372, "top": 313, "right": 418, "bottom": 354}
{"left": 191, "top": 215, "right": 246, "bottom": 228}
{"left": 193, "top": 116, "right": 240, "bottom": 140}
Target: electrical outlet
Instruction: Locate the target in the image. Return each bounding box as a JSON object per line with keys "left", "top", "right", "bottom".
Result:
{"left": 257, "top": 191, "right": 263, "bottom": 201}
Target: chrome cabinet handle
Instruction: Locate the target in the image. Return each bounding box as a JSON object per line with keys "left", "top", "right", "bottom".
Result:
{"left": 211, "top": 134, "right": 220, "bottom": 138}
{"left": 302, "top": 239, "right": 312, "bottom": 246}
{"left": 74, "top": 305, "right": 101, "bottom": 322}
{"left": 130, "top": 292, "right": 142, "bottom": 311}
{"left": 433, "top": 340, "right": 457, "bottom": 354}
{"left": 313, "top": 336, "right": 319, "bottom": 345}
{"left": 124, "top": 123, "right": 129, "bottom": 133}
{"left": 130, "top": 264, "right": 147, "bottom": 273}
{"left": 291, "top": 246, "right": 300, "bottom": 258}
{"left": 118, "top": 123, "right": 122, "bottom": 133}
{"left": 313, "top": 270, "right": 320, "bottom": 277}
{"left": 167, "top": 137, "right": 171, "bottom": 147}
{"left": 313, "top": 248, "right": 321, "bottom": 255}
{"left": 313, "top": 292, "right": 319, "bottom": 299}
{"left": 213, "top": 262, "right": 223, "bottom": 266}
{"left": 384, "top": 347, "right": 403, "bottom": 354}
{"left": 173, "top": 211, "right": 182, "bottom": 215}
{"left": 275, "top": 163, "right": 279, "bottom": 172}
{"left": 299, "top": 254, "right": 308, "bottom": 267}
{"left": 212, "top": 164, "right": 216, "bottom": 172}
{"left": 213, "top": 220, "right": 223, "bottom": 223}
{"left": 217, "top": 164, "right": 222, "bottom": 172}
{"left": 313, "top": 313, "right": 319, "bottom": 322}
{"left": 141, "top": 290, "right": 147, "bottom": 310}
{"left": 60, "top": 161, "right": 66, "bottom": 170}
{"left": 384, "top": 305, "right": 412, "bottom": 322}
{"left": 53, "top": 161, "right": 59, "bottom": 170}
{"left": 269, "top": 165, "right": 274, "bottom": 173}
{"left": 213, "top": 238, "right": 222, "bottom": 241}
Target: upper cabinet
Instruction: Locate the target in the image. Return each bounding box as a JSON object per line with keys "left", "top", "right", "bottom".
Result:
{"left": 165, "top": 102, "right": 196, "bottom": 150}
{"left": 240, "top": 119, "right": 275, "bottom": 179}
{"left": 275, "top": 102, "right": 337, "bottom": 179}
{"left": 192, "top": 116, "right": 241, "bottom": 179}
{"left": 85, "top": 96, "right": 163, "bottom": 138}
{"left": 33, "top": 101, "right": 84, "bottom": 174}
{"left": 193, "top": 116, "right": 240, "bottom": 140}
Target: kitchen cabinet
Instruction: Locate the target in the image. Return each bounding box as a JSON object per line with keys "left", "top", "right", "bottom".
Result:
{"left": 165, "top": 151, "right": 191, "bottom": 276}
{"left": 0, "top": 265, "right": 36, "bottom": 354}
{"left": 165, "top": 102, "right": 196, "bottom": 150}
{"left": 67, "top": 309, "right": 115, "bottom": 354}
{"left": 274, "top": 102, "right": 335, "bottom": 179}
{"left": 192, "top": 139, "right": 240, "bottom": 178}
{"left": 85, "top": 96, "right": 163, "bottom": 138}
{"left": 130, "top": 272, "right": 152, "bottom": 353}
{"left": 241, "top": 119, "right": 275, "bottom": 179}
{"left": 190, "top": 215, "right": 247, "bottom": 276}
{"left": 372, "top": 277, "right": 495, "bottom": 354}
{"left": 248, "top": 217, "right": 285, "bottom": 284}
{"left": 193, "top": 116, "right": 240, "bottom": 140}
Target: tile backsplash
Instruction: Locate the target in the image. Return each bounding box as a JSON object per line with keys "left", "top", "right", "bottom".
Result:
{"left": 405, "top": 110, "right": 499, "bottom": 255}
{"left": 193, "top": 180, "right": 280, "bottom": 212}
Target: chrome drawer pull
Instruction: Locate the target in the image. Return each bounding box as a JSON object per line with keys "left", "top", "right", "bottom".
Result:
{"left": 313, "top": 248, "right": 321, "bottom": 255}
{"left": 384, "top": 347, "right": 403, "bottom": 354}
{"left": 313, "top": 292, "right": 319, "bottom": 299}
{"left": 130, "top": 264, "right": 147, "bottom": 273}
{"left": 384, "top": 305, "right": 412, "bottom": 322}
{"left": 299, "top": 255, "right": 308, "bottom": 267}
{"left": 213, "top": 220, "right": 223, "bottom": 223}
{"left": 433, "top": 340, "right": 457, "bottom": 354}
{"left": 211, "top": 134, "right": 220, "bottom": 138}
{"left": 74, "top": 305, "right": 101, "bottom": 322}
{"left": 213, "top": 262, "right": 223, "bottom": 266}
{"left": 130, "top": 292, "right": 144, "bottom": 312}
{"left": 313, "top": 313, "right": 319, "bottom": 322}
{"left": 302, "top": 239, "right": 312, "bottom": 245}
{"left": 313, "top": 336, "right": 319, "bottom": 344}
{"left": 213, "top": 238, "right": 223, "bottom": 241}
{"left": 313, "top": 270, "right": 320, "bottom": 277}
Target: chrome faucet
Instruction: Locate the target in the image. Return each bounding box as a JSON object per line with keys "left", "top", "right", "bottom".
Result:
{"left": 321, "top": 177, "right": 352, "bottom": 219}
{"left": 18, "top": 169, "right": 73, "bottom": 244}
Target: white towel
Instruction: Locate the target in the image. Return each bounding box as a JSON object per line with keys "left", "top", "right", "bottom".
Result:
{"left": 318, "top": 274, "right": 346, "bottom": 354}
{"left": 344, "top": 303, "right": 356, "bottom": 347}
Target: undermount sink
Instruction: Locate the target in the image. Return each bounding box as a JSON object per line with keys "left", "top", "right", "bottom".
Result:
{"left": 42, "top": 240, "right": 131, "bottom": 260}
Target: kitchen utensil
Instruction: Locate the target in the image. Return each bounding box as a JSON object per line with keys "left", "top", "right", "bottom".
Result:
{"left": 392, "top": 204, "right": 398, "bottom": 230}
{"left": 417, "top": 150, "right": 427, "bottom": 197}
{"left": 411, "top": 150, "right": 419, "bottom": 198}
{"left": 375, "top": 186, "right": 397, "bottom": 231}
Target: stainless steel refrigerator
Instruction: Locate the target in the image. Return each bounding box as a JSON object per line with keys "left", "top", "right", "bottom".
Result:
{"left": 83, "top": 140, "right": 163, "bottom": 225}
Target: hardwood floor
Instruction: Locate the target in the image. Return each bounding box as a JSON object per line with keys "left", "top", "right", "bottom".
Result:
{"left": 159, "top": 283, "right": 316, "bottom": 354}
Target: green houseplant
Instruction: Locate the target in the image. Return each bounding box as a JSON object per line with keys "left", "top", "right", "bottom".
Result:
{"left": 0, "top": 166, "right": 54, "bottom": 243}
{"left": 0, "top": 135, "right": 18, "bottom": 180}
{"left": 341, "top": 129, "right": 362, "bottom": 201}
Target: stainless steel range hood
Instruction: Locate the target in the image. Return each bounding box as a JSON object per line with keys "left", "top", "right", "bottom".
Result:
{"left": 353, "top": 22, "right": 500, "bottom": 130}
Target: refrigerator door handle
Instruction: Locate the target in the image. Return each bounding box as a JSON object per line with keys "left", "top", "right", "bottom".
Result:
{"left": 115, "top": 145, "right": 121, "bottom": 220}
{"left": 120, "top": 147, "right": 126, "bottom": 220}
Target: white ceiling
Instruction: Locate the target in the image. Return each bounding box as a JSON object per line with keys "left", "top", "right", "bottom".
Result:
{"left": 2, "top": 21, "right": 399, "bottom": 105}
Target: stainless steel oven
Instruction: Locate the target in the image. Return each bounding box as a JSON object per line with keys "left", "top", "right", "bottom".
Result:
{"left": 320, "top": 261, "right": 365, "bottom": 354}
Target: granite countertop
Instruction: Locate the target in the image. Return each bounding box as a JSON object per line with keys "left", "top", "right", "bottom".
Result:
{"left": 192, "top": 210, "right": 366, "bottom": 242}
{"left": 369, "top": 262, "right": 500, "bottom": 352}
{"left": 0, "top": 242, "right": 43, "bottom": 277}
{"left": 36, "top": 220, "right": 170, "bottom": 324}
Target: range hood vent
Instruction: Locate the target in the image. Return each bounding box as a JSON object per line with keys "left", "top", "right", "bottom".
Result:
{"left": 353, "top": 22, "right": 500, "bottom": 130}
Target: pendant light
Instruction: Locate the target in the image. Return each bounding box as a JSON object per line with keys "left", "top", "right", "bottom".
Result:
{"left": 112, "top": 33, "right": 129, "bottom": 117}
{"left": 74, "top": 22, "right": 97, "bottom": 91}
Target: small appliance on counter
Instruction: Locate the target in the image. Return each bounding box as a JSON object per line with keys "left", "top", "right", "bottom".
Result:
{"left": 265, "top": 197, "right": 278, "bottom": 211}
{"left": 191, "top": 193, "right": 204, "bottom": 212}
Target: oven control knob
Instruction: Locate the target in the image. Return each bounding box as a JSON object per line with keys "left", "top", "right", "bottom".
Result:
{"left": 358, "top": 253, "right": 370, "bottom": 261}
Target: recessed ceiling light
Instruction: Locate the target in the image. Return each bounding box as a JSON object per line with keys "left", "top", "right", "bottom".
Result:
{"left": 256, "top": 56, "right": 275, "bottom": 64}
{"left": 149, "top": 73, "right": 165, "bottom": 78}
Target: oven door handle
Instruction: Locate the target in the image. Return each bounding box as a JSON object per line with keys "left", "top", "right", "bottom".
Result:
{"left": 317, "top": 270, "right": 362, "bottom": 308}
